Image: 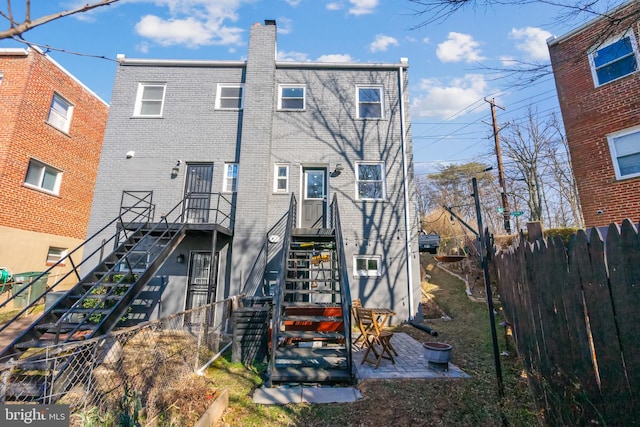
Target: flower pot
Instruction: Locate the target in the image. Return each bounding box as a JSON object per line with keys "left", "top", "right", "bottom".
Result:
{"left": 423, "top": 342, "right": 452, "bottom": 371}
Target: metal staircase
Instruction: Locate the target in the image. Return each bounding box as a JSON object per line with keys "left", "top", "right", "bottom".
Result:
{"left": 268, "top": 194, "right": 354, "bottom": 386}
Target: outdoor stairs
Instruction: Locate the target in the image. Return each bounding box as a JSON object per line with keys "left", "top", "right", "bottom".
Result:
{"left": 0, "top": 223, "right": 186, "bottom": 403}
{"left": 269, "top": 228, "right": 353, "bottom": 386}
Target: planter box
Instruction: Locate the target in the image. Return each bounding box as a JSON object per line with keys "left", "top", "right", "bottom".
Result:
{"left": 194, "top": 388, "right": 229, "bottom": 427}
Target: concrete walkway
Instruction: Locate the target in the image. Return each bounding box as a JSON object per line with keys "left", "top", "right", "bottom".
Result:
{"left": 253, "top": 332, "right": 469, "bottom": 404}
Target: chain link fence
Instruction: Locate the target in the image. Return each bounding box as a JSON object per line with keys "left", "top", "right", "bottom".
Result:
{"left": 0, "top": 297, "right": 237, "bottom": 425}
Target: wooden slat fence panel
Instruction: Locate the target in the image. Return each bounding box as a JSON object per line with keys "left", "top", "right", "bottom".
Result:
{"left": 493, "top": 220, "right": 640, "bottom": 426}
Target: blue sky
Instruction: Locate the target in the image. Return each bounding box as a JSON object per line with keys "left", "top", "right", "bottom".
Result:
{"left": 1, "top": 0, "right": 624, "bottom": 174}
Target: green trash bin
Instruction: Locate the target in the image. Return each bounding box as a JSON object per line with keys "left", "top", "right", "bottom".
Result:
{"left": 12, "top": 272, "right": 49, "bottom": 309}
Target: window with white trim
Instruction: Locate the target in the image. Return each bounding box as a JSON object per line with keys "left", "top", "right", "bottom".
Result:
{"left": 356, "top": 162, "right": 385, "bottom": 200}
{"left": 24, "top": 159, "right": 62, "bottom": 194}
{"left": 216, "top": 84, "right": 243, "bottom": 109}
{"left": 46, "top": 247, "right": 67, "bottom": 266}
{"left": 278, "top": 85, "right": 305, "bottom": 110}
{"left": 353, "top": 255, "right": 381, "bottom": 277}
{"left": 357, "top": 86, "right": 383, "bottom": 119}
{"left": 47, "top": 93, "right": 73, "bottom": 133}
{"left": 273, "top": 164, "right": 289, "bottom": 193}
{"left": 607, "top": 126, "right": 640, "bottom": 179}
{"left": 223, "top": 163, "right": 238, "bottom": 192}
{"left": 133, "top": 83, "right": 166, "bottom": 117}
{"left": 590, "top": 31, "right": 640, "bottom": 87}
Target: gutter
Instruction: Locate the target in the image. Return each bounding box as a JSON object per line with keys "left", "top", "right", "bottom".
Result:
{"left": 398, "top": 58, "right": 415, "bottom": 320}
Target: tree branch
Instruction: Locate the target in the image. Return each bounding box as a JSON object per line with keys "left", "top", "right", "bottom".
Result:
{"left": 0, "top": 0, "right": 119, "bottom": 40}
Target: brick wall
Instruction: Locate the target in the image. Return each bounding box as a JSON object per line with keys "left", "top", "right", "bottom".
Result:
{"left": 0, "top": 49, "right": 109, "bottom": 240}
{"left": 549, "top": 2, "right": 640, "bottom": 227}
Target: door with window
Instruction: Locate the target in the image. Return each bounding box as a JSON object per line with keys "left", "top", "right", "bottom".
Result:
{"left": 184, "top": 164, "right": 213, "bottom": 223}
{"left": 186, "top": 251, "right": 218, "bottom": 310}
{"left": 302, "top": 167, "right": 327, "bottom": 228}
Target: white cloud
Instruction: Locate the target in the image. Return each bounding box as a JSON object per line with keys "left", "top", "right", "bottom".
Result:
{"left": 369, "top": 34, "right": 398, "bottom": 53}
{"left": 510, "top": 27, "right": 552, "bottom": 61}
{"left": 422, "top": 37, "right": 430, "bottom": 44}
{"left": 326, "top": 2, "right": 342, "bottom": 11}
{"left": 277, "top": 50, "right": 310, "bottom": 61}
{"left": 348, "top": 0, "right": 378, "bottom": 15}
{"left": 411, "top": 74, "right": 489, "bottom": 119}
{"left": 436, "top": 32, "right": 485, "bottom": 63}
{"left": 499, "top": 55, "right": 518, "bottom": 67}
{"left": 316, "top": 54, "right": 354, "bottom": 62}
{"left": 283, "top": 0, "right": 303, "bottom": 6}
{"left": 277, "top": 17, "right": 293, "bottom": 35}
{"left": 126, "top": 0, "right": 253, "bottom": 48}
{"left": 136, "top": 41, "right": 150, "bottom": 54}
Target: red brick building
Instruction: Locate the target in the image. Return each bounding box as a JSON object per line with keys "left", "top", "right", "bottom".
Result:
{"left": 0, "top": 47, "right": 108, "bottom": 284}
{"left": 548, "top": 0, "right": 640, "bottom": 228}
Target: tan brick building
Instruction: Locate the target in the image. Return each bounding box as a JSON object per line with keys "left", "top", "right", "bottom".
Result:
{"left": 548, "top": 0, "right": 640, "bottom": 228}
{"left": 0, "top": 47, "right": 108, "bottom": 285}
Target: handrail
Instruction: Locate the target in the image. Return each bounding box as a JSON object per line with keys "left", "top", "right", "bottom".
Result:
{"left": 331, "top": 193, "right": 353, "bottom": 377}
{"left": 269, "top": 193, "right": 296, "bottom": 381}
{"left": 0, "top": 193, "right": 155, "bottom": 333}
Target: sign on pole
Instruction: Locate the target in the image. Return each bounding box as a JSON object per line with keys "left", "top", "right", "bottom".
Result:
{"left": 511, "top": 211, "right": 524, "bottom": 217}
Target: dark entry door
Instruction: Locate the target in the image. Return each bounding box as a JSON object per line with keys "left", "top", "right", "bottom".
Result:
{"left": 302, "top": 167, "right": 326, "bottom": 228}
{"left": 186, "top": 251, "right": 218, "bottom": 310}
{"left": 184, "top": 163, "right": 213, "bottom": 223}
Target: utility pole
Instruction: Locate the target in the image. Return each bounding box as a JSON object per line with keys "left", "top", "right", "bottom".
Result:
{"left": 485, "top": 98, "right": 511, "bottom": 234}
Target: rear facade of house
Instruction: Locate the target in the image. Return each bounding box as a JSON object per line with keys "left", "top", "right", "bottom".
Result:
{"left": 84, "top": 21, "right": 422, "bottom": 325}
{"left": 0, "top": 48, "right": 109, "bottom": 287}
{"left": 548, "top": 0, "right": 640, "bottom": 228}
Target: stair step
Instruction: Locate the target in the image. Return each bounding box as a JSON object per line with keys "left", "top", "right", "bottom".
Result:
{"left": 275, "top": 346, "right": 347, "bottom": 357}
{"left": 35, "top": 323, "right": 96, "bottom": 332}
{"left": 279, "top": 331, "right": 344, "bottom": 340}
{"left": 269, "top": 367, "right": 351, "bottom": 383}
{"left": 283, "top": 289, "right": 341, "bottom": 296}
{"left": 285, "top": 278, "right": 336, "bottom": 283}
{"left": 282, "top": 315, "right": 343, "bottom": 322}
{"left": 281, "top": 302, "right": 342, "bottom": 308}
{"left": 287, "top": 267, "right": 335, "bottom": 272}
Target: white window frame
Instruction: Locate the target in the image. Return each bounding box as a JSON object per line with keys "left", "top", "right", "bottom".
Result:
{"left": 356, "top": 161, "right": 386, "bottom": 200}
{"left": 133, "top": 83, "right": 166, "bottom": 117}
{"left": 589, "top": 30, "right": 640, "bottom": 87}
{"left": 46, "top": 247, "right": 67, "bottom": 266}
{"left": 215, "top": 84, "right": 244, "bottom": 110}
{"left": 24, "top": 159, "right": 62, "bottom": 195}
{"left": 273, "top": 163, "right": 290, "bottom": 193}
{"left": 47, "top": 92, "right": 73, "bottom": 133}
{"left": 356, "top": 86, "right": 384, "bottom": 119}
{"left": 353, "top": 255, "right": 382, "bottom": 277}
{"left": 223, "top": 163, "right": 238, "bottom": 193}
{"left": 278, "top": 85, "right": 306, "bottom": 110}
{"left": 607, "top": 125, "right": 640, "bottom": 180}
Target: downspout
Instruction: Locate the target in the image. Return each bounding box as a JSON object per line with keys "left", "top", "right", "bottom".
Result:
{"left": 398, "top": 59, "right": 415, "bottom": 320}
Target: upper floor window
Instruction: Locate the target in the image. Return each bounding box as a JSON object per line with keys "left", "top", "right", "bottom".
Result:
{"left": 24, "top": 159, "right": 62, "bottom": 194}
{"left": 273, "top": 164, "right": 289, "bottom": 193}
{"left": 607, "top": 126, "right": 640, "bottom": 180}
{"left": 357, "top": 86, "right": 383, "bottom": 119}
{"left": 590, "top": 31, "right": 640, "bottom": 87}
{"left": 223, "top": 163, "right": 238, "bottom": 192}
{"left": 47, "top": 93, "right": 73, "bottom": 133}
{"left": 216, "top": 84, "right": 243, "bottom": 109}
{"left": 278, "top": 85, "right": 305, "bottom": 110}
{"left": 134, "top": 83, "right": 166, "bottom": 117}
{"left": 356, "top": 162, "right": 385, "bottom": 200}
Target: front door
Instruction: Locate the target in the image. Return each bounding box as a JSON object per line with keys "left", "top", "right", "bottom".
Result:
{"left": 184, "top": 163, "right": 213, "bottom": 223}
{"left": 302, "top": 167, "right": 327, "bottom": 228}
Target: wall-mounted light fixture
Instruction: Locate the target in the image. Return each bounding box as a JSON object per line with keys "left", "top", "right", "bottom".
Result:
{"left": 171, "top": 160, "right": 182, "bottom": 179}
{"left": 126, "top": 151, "right": 135, "bottom": 159}
{"left": 176, "top": 254, "right": 185, "bottom": 264}
{"left": 331, "top": 163, "right": 344, "bottom": 177}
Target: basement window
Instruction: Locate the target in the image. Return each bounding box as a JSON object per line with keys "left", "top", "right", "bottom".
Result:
{"left": 46, "top": 247, "right": 67, "bottom": 266}
{"left": 353, "top": 255, "right": 381, "bottom": 277}
{"left": 607, "top": 126, "right": 640, "bottom": 180}
{"left": 590, "top": 31, "right": 640, "bottom": 87}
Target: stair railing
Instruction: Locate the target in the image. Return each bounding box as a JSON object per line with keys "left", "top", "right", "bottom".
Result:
{"left": 269, "top": 193, "right": 296, "bottom": 384}
{"left": 0, "top": 193, "right": 155, "bottom": 334}
{"left": 330, "top": 194, "right": 353, "bottom": 379}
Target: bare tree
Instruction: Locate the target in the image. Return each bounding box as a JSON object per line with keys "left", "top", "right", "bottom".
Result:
{"left": 0, "top": 0, "right": 119, "bottom": 40}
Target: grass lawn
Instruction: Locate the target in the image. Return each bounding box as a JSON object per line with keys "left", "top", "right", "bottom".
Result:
{"left": 204, "top": 254, "right": 540, "bottom": 426}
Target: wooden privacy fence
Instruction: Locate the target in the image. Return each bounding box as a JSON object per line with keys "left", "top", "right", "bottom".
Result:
{"left": 493, "top": 219, "right": 640, "bottom": 426}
